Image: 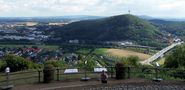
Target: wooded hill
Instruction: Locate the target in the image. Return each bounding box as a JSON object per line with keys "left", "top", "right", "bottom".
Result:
{"left": 52, "top": 14, "right": 166, "bottom": 47}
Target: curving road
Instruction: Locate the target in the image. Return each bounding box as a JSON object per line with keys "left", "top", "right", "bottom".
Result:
{"left": 141, "top": 41, "right": 184, "bottom": 65}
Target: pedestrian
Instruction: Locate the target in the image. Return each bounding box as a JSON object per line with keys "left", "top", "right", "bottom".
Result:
{"left": 100, "top": 70, "right": 108, "bottom": 83}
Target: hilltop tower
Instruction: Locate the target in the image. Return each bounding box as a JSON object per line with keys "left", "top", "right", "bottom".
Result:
{"left": 128, "top": 10, "right": 131, "bottom": 14}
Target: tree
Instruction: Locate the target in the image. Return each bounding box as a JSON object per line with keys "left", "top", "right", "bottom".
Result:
{"left": 0, "top": 60, "right": 7, "bottom": 72}
{"left": 117, "top": 56, "right": 140, "bottom": 67}
{"left": 2, "top": 54, "right": 36, "bottom": 72}
{"left": 77, "top": 55, "right": 97, "bottom": 70}
{"left": 44, "top": 60, "right": 66, "bottom": 69}
{"left": 164, "top": 45, "right": 185, "bottom": 68}
{"left": 126, "top": 56, "right": 140, "bottom": 67}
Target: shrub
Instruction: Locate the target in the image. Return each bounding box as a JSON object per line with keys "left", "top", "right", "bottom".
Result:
{"left": 44, "top": 60, "right": 59, "bottom": 67}
{"left": 172, "top": 70, "right": 185, "bottom": 79}
{"left": 3, "top": 54, "right": 35, "bottom": 72}
{"left": 126, "top": 56, "right": 140, "bottom": 67}
{"left": 0, "top": 60, "right": 7, "bottom": 72}
{"left": 43, "top": 64, "right": 55, "bottom": 83}
{"left": 115, "top": 62, "right": 126, "bottom": 79}
{"left": 44, "top": 60, "right": 66, "bottom": 69}
{"left": 116, "top": 56, "right": 140, "bottom": 67}
{"left": 164, "top": 45, "right": 185, "bottom": 68}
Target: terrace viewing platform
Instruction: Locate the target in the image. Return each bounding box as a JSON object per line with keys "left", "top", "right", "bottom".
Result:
{"left": 0, "top": 66, "right": 184, "bottom": 90}
{"left": 13, "top": 78, "right": 185, "bottom": 90}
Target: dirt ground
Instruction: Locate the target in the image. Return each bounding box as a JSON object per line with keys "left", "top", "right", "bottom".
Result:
{"left": 13, "top": 78, "right": 185, "bottom": 90}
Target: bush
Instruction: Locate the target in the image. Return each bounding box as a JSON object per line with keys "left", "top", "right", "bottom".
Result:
{"left": 0, "top": 60, "right": 7, "bottom": 72}
{"left": 164, "top": 45, "right": 185, "bottom": 68}
{"left": 3, "top": 54, "right": 35, "bottom": 72}
{"left": 126, "top": 56, "right": 140, "bottom": 67}
{"left": 44, "top": 60, "right": 66, "bottom": 69}
{"left": 117, "top": 56, "right": 140, "bottom": 67}
{"left": 44, "top": 60, "right": 59, "bottom": 67}
{"left": 115, "top": 62, "right": 126, "bottom": 79}
{"left": 172, "top": 70, "right": 185, "bottom": 79}
{"left": 43, "top": 64, "right": 55, "bottom": 83}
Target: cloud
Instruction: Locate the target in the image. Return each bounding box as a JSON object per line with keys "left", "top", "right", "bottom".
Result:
{"left": 0, "top": 0, "right": 185, "bottom": 18}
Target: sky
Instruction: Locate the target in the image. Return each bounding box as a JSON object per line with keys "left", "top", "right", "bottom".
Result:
{"left": 0, "top": 0, "right": 185, "bottom": 18}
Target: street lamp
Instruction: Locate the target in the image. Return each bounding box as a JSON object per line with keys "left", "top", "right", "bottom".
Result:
{"left": 153, "top": 62, "right": 163, "bottom": 82}
{"left": 81, "top": 60, "right": 90, "bottom": 81}
{"left": 5, "top": 67, "right": 10, "bottom": 86}
{"left": 0, "top": 67, "right": 14, "bottom": 90}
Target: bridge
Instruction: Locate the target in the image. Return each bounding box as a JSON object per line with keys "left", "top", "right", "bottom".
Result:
{"left": 141, "top": 41, "right": 184, "bottom": 65}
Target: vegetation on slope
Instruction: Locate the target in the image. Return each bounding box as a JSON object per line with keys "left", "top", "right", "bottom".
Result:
{"left": 150, "top": 19, "right": 185, "bottom": 41}
{"left": 164, "top": 45, "right": 185, "bottom": 68}
{"left": 1, "top": 54, "right": 40, "bottom": 72}
{"left": 53, "top": 14, "right": 165, "bottom": 47}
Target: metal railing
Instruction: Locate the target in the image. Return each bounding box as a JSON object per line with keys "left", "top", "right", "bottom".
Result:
{"left": 0, "top": 67, "right": 184, "bottom": 85}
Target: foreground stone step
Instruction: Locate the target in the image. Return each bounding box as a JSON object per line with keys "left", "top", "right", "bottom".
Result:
{"left": 84, "top": 84, "right": 185, "bottom": 90}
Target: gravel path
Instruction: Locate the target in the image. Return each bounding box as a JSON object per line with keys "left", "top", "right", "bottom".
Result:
{"left": 13, "top": 78, "right": 185, "bottom": 90}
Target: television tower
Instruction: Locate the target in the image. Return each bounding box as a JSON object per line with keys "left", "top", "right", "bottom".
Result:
{"left": 128, "top": 9, "right": 131, "bottom": 14}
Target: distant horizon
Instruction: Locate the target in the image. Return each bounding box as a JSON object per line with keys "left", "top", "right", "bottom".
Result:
{"left": 0, "top": 14, "right": 106, "bottom": 18}
{"left": 0, "top": 0, "right": 185, "bottom": 18}
{"left": 1, "top": 14, "right": 185, "bottom": 20}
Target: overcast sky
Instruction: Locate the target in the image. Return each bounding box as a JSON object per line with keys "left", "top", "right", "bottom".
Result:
{"left": 0, "top": 0, "right": 185, "bottom": 18}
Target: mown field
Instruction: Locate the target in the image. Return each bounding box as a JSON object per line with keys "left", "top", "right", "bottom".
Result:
{"left": 106, "top": 49, "right": 151, "bottom": 61}
{"left": 93, "top": 48, "right": 151, "bottom": 61}
{"left": 94, "top": 48, "right": 167, "bottom": 65}
{"left": 157, "top": 58, "right": 165, "bottom": 65}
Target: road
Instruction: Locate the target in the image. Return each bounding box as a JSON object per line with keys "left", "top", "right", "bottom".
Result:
{"left": 141, "top": 42, "right": 184, "bottom": 65}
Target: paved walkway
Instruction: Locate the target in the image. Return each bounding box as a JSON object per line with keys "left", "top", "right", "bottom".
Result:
{"left": 13, "top": 78, "right": 185, "bottom": 90}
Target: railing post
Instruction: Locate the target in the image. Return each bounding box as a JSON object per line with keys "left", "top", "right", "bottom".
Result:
{"left": 127, "top": 67, "right": 130, "bottom": 79}
{"left": 56, "top": 67, "right": 60, "bottom": 81}
{"left": 38, "top": 70, "right": 41, "bottom": 83}
{"left": 6, "top": 72, "right": 9, "bottom": 86}
{"left": 155, "top": 67, "right": 158, "bottom": 79}
{"left": 111, "top": 66, "right": 113, "bottom": 78}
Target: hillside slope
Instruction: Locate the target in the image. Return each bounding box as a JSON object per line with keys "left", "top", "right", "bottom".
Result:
{"left": 53, "top": 14, "right": 166, "bottom": 46}
{"left": 149, "top": 19, "right": 185, "bottom": 41}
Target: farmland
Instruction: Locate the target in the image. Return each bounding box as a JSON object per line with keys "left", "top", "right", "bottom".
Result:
{"left": 101, "top": 48, "right": 151, "bottom": 61}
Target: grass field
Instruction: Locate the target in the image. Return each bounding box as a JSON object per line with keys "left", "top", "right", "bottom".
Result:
{"left": 106, "top": 49, "right": 151, "bottom": 61}
{"left": 93, "top": 48, "right": 107, "bottom": 54}
{"left": 157, "top": 58, "right": 165, "bottom": 65}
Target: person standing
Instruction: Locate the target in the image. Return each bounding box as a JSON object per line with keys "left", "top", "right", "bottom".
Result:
{"left": 100, "top": 70, "right": 108, "bottom": 83}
